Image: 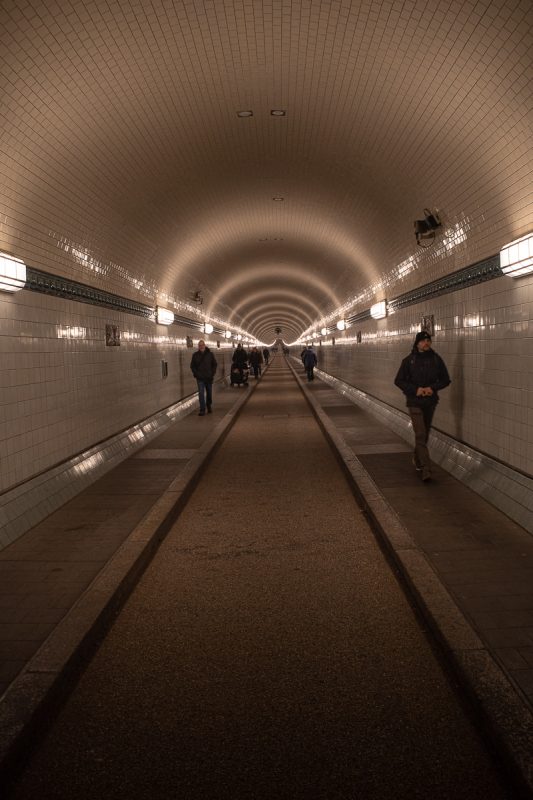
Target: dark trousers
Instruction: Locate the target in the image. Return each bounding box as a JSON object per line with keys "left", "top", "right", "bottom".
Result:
{"left": 306, "top": 367, "right": 314, "bottom": 381}
{"left": 409, "top": 405, "right": 435, "bottom": 469}
{"left": 196, "top": 379, "right": 213, "bottom": 413}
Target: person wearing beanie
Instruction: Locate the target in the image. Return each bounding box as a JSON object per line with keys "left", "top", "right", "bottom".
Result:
{"left": 190, "top": 339, "right": 218, "bottom": 416}
{"left": 394, "top": 331, "right": 450, "bottom": 481}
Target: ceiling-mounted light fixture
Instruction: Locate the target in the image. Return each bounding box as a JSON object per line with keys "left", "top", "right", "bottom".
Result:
{"left": 224, "top": 330, "right": 232, "bottom": 339}
{"left": 500, "top": 232, "right": 533, "bottom": 277}
{"left": 321, "top": 327, "right": 327, "bottom": 336}
{"left": 204, "top": 322, "right": 214, "bottom": 334}
{"left": 370, "top": 300, "right": 387, "bottom": 320}
{"left": 270, "top": 109, "right": 286, "bottom": 116}
{"left": 237, "top": 110, "right": 253, "bottom": 117}
{"left": 0, "top": 252, "right": 26, "bottom": 293}
{"left": 336, "top": 319, "right": 346, "bottom": 331}
{"left": 272, "top": 196, "right": 285, "bottom": 201}
{"left": 237, "top": 334, "right": 242, "bottom": 340}
{"left": 414, "top": 209, "right": 442, "bottom": 247}
{"left": 156, "top": 306, "right": 174, "bottom": 325}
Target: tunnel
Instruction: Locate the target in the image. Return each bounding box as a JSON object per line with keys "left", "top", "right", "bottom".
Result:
{"left": 0, "top": 0, "right": 533, "bottom": 797}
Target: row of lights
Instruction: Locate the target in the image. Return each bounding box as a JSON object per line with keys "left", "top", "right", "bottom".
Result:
{"left": 237, "top": 110, "right": 286, "bottom": 117}
{"left": 1, "top": 232, "right": 532, "bottom": 298}
{"left": 156, "top": 306, "right": 248, "bottom": 341}
{"left": 311, "top": 301, "right": 388, "bottom": 339}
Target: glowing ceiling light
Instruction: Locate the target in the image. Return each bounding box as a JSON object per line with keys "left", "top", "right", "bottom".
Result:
{"left": 0, "top": 252, "right": 26, "bottom": 292}
{"left": 204, "top": 322, "right": 214, "bottom": 334}
{"left": 336, "top": 319, "right": 346, "bottom": 331}
{"left": 370, "top": 301, "right": 387, "bottom": 320}
{"left": 156, "top": 306, "right": 174, "bottom": 325}
{"left": 321, "top": 327, "right": 327, "bottom": 336}
{"left": 500, "top": 233, "right": 533, "bottom": 277}
{"left": 224, "top": 330, "right": 232, "bottom": 339}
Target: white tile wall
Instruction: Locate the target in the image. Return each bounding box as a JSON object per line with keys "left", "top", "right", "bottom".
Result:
{"left": 0, "top": 288, "right": 231, "bottom": 494}
{"left": 311, "top": 272, "right": 533, "bottom": 477}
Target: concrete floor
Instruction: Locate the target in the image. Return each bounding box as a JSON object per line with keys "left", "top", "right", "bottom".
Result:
{"left": 3, "top": 359, "right": 517, "bottom": 799}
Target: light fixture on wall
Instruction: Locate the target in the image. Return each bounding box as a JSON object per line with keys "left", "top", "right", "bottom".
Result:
{"left": 414, "top": 209, "right": 442, "bottom": 247}
{"left": 500, "top": 232, "right": 533, "bottom": 277}
{"left": 156, "top": 306, "right": 174, "bottom": 325}
{"left": 0, "top": 252, "right": 26, "bottom": 292}
{"left": 203, "top": 322, "right": 214, "bottom": 334}
{"left": 370, "top": 300, "right": 387, "bottom": 319}
{"left": 336, "top": 319, "right": 346, "bottom": 330}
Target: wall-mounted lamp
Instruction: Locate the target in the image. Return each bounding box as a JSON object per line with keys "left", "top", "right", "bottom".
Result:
{"left": 336, "top": 319, "right": 346, "bottom": 331}
{"left": 224, "top": 330, "right": 232, "bottom": 339}
{"left": 370, "top": 300, "right": 387, "bottom": 319}
{"left": 156, "top": 306, "right": 174, "bottom": 325}
{"left": 500, "top": 233, "right": 533, "bottom": 277}
{"left": 414, "top": 209, "right": 442, "bottom": 247}
{"left": 204, "top": 322, "right": 214, "bottom": 334}
{"left": 0, "top": 252, "right": 26, "bottom": 292}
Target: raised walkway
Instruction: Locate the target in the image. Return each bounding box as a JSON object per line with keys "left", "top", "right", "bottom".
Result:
{"left": 0, "top": 356, "right": 533, "bottom": 798}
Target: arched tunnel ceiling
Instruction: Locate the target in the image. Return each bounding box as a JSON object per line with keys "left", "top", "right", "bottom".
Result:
{"left": 1, "top": 0, "right": 531, "bottom": 343}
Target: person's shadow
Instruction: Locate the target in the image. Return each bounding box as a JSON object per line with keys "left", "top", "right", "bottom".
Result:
{"left": 449, "top": 337, "right": 464, "bottom": 441}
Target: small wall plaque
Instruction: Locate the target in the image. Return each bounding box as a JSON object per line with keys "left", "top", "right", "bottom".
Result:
{"left": 105, "top": 324, "right": 120, "bottom": 346}
{"left": 421, "top": 315, "right": 435, "bottom": 336}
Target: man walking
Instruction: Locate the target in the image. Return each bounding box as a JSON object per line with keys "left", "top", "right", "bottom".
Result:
{"left": 303, "top": 345, "right": 317, "bottom": 381}
{"left": 394, "top": 331, "right": 450, "bottom": 481}
{"left": 190, "top": 339, "right": 217, "bottom": 416}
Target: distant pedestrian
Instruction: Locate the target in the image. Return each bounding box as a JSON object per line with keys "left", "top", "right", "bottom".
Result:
{"left": 394, "top": 331, "right": 450, "bottom": 481}
{"left": 303, "top": 345, "right": 317, "bottom": 381}
{"left": 249, "top": 346, "right": 264, "bottom": 379}
{"left": 232, "top": 342, "right": 248, "bottom": 369}
{"left": 262, "top": 347, "right": 270, "bottom": 365}
{"left": 190, "top": 339, "right": 217, "bottom": 416}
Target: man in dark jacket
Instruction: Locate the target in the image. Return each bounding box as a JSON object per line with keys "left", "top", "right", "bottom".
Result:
{"left": 232, "top": 342, "right": 248, "bottom": 368}
{"left": 394, "top": 331, "right": 450, "bottom": 481}
{"left": 190, "top": 339, "right": 217, "bottom": 416}
{"left": 249, "top": 346, "right": 264, "bottom": 379}
{"left": 303, "top": 345, "right": 317, "bottom": 381}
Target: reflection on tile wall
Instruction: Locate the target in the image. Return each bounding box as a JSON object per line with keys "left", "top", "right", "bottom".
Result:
{"left": 0, "top": 290, "right": 230, "bottom": 493}
{"left": 313, "top": 273, "right": 533, "bottom": 477}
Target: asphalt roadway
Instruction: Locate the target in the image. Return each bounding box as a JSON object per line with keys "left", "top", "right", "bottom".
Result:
{"left": 2, "top": 359, "right": 522, "bottom": 799}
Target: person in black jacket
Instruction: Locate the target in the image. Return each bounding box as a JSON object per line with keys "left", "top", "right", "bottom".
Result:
{"left": 303, "top": 345, "right": 317, "bottom": 381}
{"left": 394, "top": 331, "right": 450, "bottom": 481}
{"left": 249, "top": 346, "right": 264, "bottom": 379}
{"left": 190, "top": 339, "right": 217, "bottom": 416}
{"left": 232, "top": 342, "right": 248, "bottom": 368}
